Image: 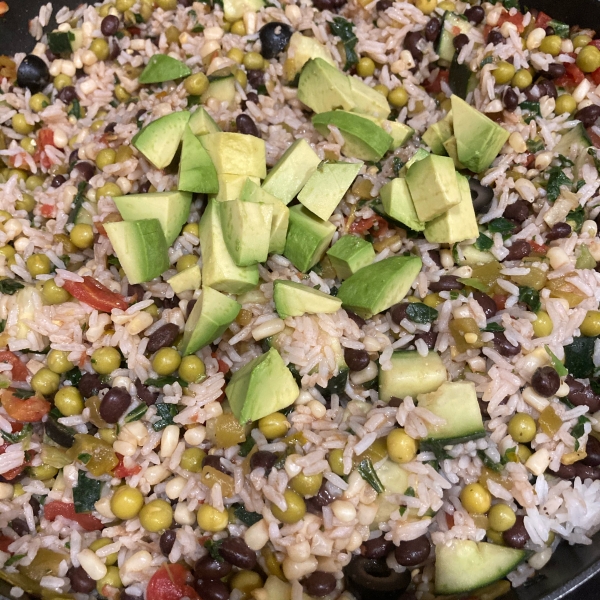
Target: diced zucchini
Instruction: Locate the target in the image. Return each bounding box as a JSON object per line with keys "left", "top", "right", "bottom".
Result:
{"left": 437, "top": 12, "right": 472, "bottom": 67}
{"left": 458, "top": 244, "right": 496, "bottom": 266}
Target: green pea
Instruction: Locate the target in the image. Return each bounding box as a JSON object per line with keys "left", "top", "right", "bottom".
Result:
{"left": 488, "top": 503, "right": 516, "bottom": 532}
{"left": 96, "top": 148, "right": 117, "bottom": 170}
{"left": 243, "top": 52, "right": 264, "bottom": 70}
{"left": 7, "top": 170, "right": 27, "bottom": 183}
{"left": 165, "top": 25, "right": 181, "bottom": 45}
{"left": 90, "top": 38, "right": 110, "bottom": 61}
{"left": 17, "top": 192, "right": 36, "bottom": 212}
{"left": 12, "top": 114, "right": 35, "bottom": 135}
{"left": 54, "top": 386, "right": 84, "bottom": 416}
{"left": 388, "top": 86, "right": 408, "bottom": 108}
{"left": 182, "top": 223, "right": 199, "bottom": 237}
{"left": 53, "top": 74, "right": 72, "bottom": 91}
{"left": 110, "top": 485, "right": 144, "bottom": 519}
{"left": 0, "top": 246, "right": 15, "bottom": 262}
{"left": 507, "top": 413, "right": 536, "bottom": 443}
{"left": 89, "top": 538, "right": 118, "bottom": 566}
{"left": 70, "top": 223, "right": 94, "bottom": 249}
{"left": 152, "top": 347, "right": 181, "bottom": 376}
{"left": 184, "top": 73, "right": 209, "bottom": 96}
{"left": 258, "top": 412, "right": 289, "bottom": 440}
{"left": 231, "top": 20, "right": 246, "bottom": 36}
{"left": 180, "top": 447, "right": 205, "bottom": 472}
{"left": 328, "top": 448, "right": 345, "bottom": 476}
{"left": 176, "top": 254, "right": 197, "bottom": 272}
{"left": 29, "top": 93, "right": 49, "bottom": 113}
{"left": 25, "top": 175, "right": 44, "bottom": 191}
{"left": 290, "top": 472, "right": 323, "bottom": 497}
{"left": 139, "top": 499, "right": 173, "bottom": 532}
{"left": 373, "top": 84, "right": 389, "bottom": 98}
{"left": 19, "top": 138, "right": 36, "bottom": 155}
{"left": 155, "top": 0, "right": 177, "bottom": 8}
{"left": 114, "top": 84, "right": 130, "bottom": 103}
{"left": 115, "top": 0, "right": 135, "bottom": 11}
{"left": 178, "top": 355, "right": 206, "bottom": 383}
{"left": 493, "top": 61, "right": 516, "bottom": 84}
{"left": 115, "top": 145, "right": 133, "bottom": 162}
{"left": 234, "top": 69, "right": 247, "bottom": 89}
{"left": 356, "top": 56, "right": 375, "bottom": 78}
{"left": 577, "top": 45, "right": 600, "bottom": 73}
{"left": 227, "top": 48, "right": 244, "bottom": 64}
{"left": 460, "top": 482, "right": 492, "bottom": 514}
{"left": 386, "top": 428, "right": 418, "bottom": 463}
{"left": 28, "top": 464, "right": 59, "bottom": 481}
{"left": 271, "top": 489, "right": 306, "bottom": 524}
{"left": 555, "top": 94, "right": 577, "bottom": 115}
{"left": 42, "top": 279, "right": 71, "bottom": 305}
{"left": 511, "top": 69, "right": 532, "bottom": 90}
{"left": 31, "top": 368, "right": 60, "bottom": 396}
{"left": 91, "top": 346, "right": 122, "bottom": 375}
{"left": 26, "top": 253, "right": 52, "bottom": 277}
{"left": 97, "top": 183, "right": 122, "bottom": 198}
{"left": 47, "top": 349, "right": 74, "bottom": 374}
{"left": 573, "top": 34, "right": 592, "bottom": 49}
{"left": 540, "top": 35, "right": 562, "bottom": 57}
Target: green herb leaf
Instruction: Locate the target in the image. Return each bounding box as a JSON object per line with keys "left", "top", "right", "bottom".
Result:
{"left": 526, "top": 138, "right": 544, "bottom": 153}
{"left": 477, "top": 450, "right": 502, "bottom": 472}
{"left": 48, "top": 31, "right": 73, "bottom": 54}
{"left": 67, "top": 181, "right": 88, "bottom": 224}
{"left": 4, "top": 554, "right": 26, "bottom": 567}
{"left": 357, "top": 458, "right": 385, "bottom": 493}
{"left": 399, "top": 486, "right": 415, "bottom": 515}
{"left": 204, "top": 539, "right": 223, "bottom": 561}
{"left": 1, "top": 423, "right": 32, "bottom": 444}
{"left": 145, "top": 375, "right": 187, "bottom": 388}
{"left": 488, "top": 218, "right": 516, "bottom": 235}
{"left": 572, "top": 415, "right": 590, "bottom": 451}
{"left": 64, "top": 367, "right": 83, "bottom": 386}
{"left": 518, "top": 286, "right": 541, "bottom": 313}
{"left": 519, "top": 101, "right": 540, "bottom": 124}
{"left": 12, "top": 389, "right": 35, "bottom": 399}
{"left": 316, "top": 369, "right": 348, "bottom": 397}
{"left": 567, "top": 206, "right": 585, "bottom": 232}
{"left": 0, "top": 320, "right": 5, "bottom": 333}
{"left": 73, "top": 470, "right": 102, "bottom": 513}
{"left": 457, "top": 277, "right": 490, "bottom": 292}
{"left": 452, "top": 242, "right": 460, "bottom": 264}
{"left": 392, "top": 157, "right": 404, "bottom": 177}
{"left": 152, "top": 403, "right": 179, "bottom": 431}
{"left": 406, "top": 302, "right": 438, "bottom": 324}
{"left": 480, "top": 56, "right": 494, "bottom": 68}
{"left": 564, "top": 336, "right": 597, "bottom": 378}
{"left": 544, "top": 345, "right": 568, "bottom": 377}
{"left": 68, "top": 99, "right": 82, "bottom": 119}
{"left": 125, "top": 404, "right": 148, "bottom": 423}
{"left": 474, "top": 233, "right": 493, "bottom": 251}
{"left": 548, "top": 19, "right": 569, "bottom": 38}
{"left": 191, "top": 24, "right": 205, "bottom": 33}
{"left": 0, "top": 280, "right": 25, "bottom": 295}
{"left": 329, "top": 17, "right": 358, "bottom": 71}
{"left": 233, "top": 504, "right": 263, "bottom": 526}
{"left": 546, "top": 168, "right": 571, "bottom": 202}
{"left": 503, "top": 446, "right": 517, "bottom": 464}
{"left": 77, "top": 453, "right": 91, "bottom": 464}
{"left": 481, "top": 322, "right": 505, "bottom": 332}
{"left": 238, "top": 436, "right": 256, "bottom": 458}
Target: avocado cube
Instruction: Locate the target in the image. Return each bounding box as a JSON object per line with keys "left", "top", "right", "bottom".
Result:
{"left": 261, "top": 139, "right": 321, "bottom": 205}
{"left": 347, "top": 77, "right": 391, "bottom": 120}
{"left": 178, "top": 126, "right": 219, "bottom": 194}
{"left": 113, "top": 190, "right": 192, "bottom": 246}
{"left": 380, "top": 178, "right": 425, "bottom": 232}
{"left": 405, "top": 154, "right": 461, "bottom": 222}
{"left": 383, "top": 120, "right": 415, "bottom": 150}
{"left": 199, "top": 199, "right": 259, "bottom": 294}
{"left": 298, "top": 161, "right": 362, "bottom": 221}
{"left": 443, "top": 136, "right": 465, "bottom": 170}
{"left": 226, "top": 348, "right": 299, "bottom": 424}
{"left": 219, "top": 200, "right": 273, "bottom": 266}
{"left": 287, "top": 33, "right": 336, "bottom": 80}
{"left": 326, "top": 236, "right": 375, "bottom": 280}
{"left": 424, "top": 173, "right": 479, "bottom": 244}
{"left": 297, "top": 58, "right": 355, "bottom": 115}
{"left": 422, "top": 110, "right": 454, "bottom": 155}
{"left": 212, "top": 174, "right": 260, "bottom": 202}
{"left": 284, "top": 206, "right": 336, "bottom": 273}
{"left": 132, "top": 111, "right": 190, "bottom": 169}
{"left": 138, "top": 55, "right": 191, "bottom": 84}
{"left": 240, "top": 179, "right": 289, "bottom": 254}
{"left": 273, "top": 280, "right": 342, "bottom": 319}
{"left": 167, "top": 265, "right": 202, "bottom": 294}
{"left": 188, "top": 107, "right": 221, "bottom": 136}
{"left": 312, "top": 111, "right": 392, "bottom": 162}
{"left": 104, "top": 219, "right": 170, "bottom": 285}
{"left": 451, "top": 95, "right": 509, "bottom": 173}
{"left": 223, "top": 0, "right": 264, "bottom": 22}
{"left": 180, "top": 286, "right": 241, "bottom": 356}
{"left": 200, "top": 132, "right": 266, "bottom": 179}
{"left": 400, "top": 148, "right": 429, "bottom": 176}
{"left": 337, "top": 255, "right": 422, "bottom": 319}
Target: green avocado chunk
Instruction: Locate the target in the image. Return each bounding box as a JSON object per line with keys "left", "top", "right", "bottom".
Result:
{"left": 226, "top": 347, "right": 299, "bottom": 423}
{"left": 113, "top": 190, "right": 192, "bottom": 246}
{"left": 443, "top": 135, "right": 465, "bottom": 170}
{"left": 200, "top": 132, "right": 266, "bottom": 178}
{"left": 105, "top": 219, "right": 169, "bottom": 285}
{"left": 188, "top": 107, "right": 221, "bottom": 136}
{"left": 287, "top": 33, "right": 336, "bottom": 80}
{"left": 422, "top": 110, "right": 453, "bottom": 155}
{"left": 273, "top": 280, "right": 342, "bottom": 318}
{"left": 380, "top": 178, "right": 425, "bottom": 232}
{"left": 283, "top": 205, "right": 336, "bottom": 273}
{"left": 133, "top": 111, "right": 190, "bottom": 169}
{"left": 383, "top": 120, "right": 415, "bottom": 150}
{"left": 326, "top": 236, "right": 375, "bottom": 280}
{"left": 178, "top": 126, "right": 219, "bottom": 194}
{"left": 167, "top": 265, "right": 202, "bottom": 294}
{"left": 223, "top": 0, "right": 264, "bottom": 22}
{"left": 180, "top": 286, "right": 241, "bottom": 356}
{"left": 213, "top": 174, "right": 261, "bottom": 201}
{"left": 298, "top": 161, "right": 363, "bottom": 221}
{"left": 138, "top": 54, "right": 191, "bottom": 84}
{"left": 337, "top": 255, "right": 422, "bottom": 319}
{"left": 199, "top": 199, "right": 259, "bottom": 294}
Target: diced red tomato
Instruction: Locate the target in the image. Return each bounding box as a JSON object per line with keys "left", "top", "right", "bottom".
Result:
{"left": 0, "top": 535, "right": 14, "bottom": 553}
{"left": 0, "top": 351, "right": 28, "bottom": 382}
{"left": 349, "top": 215, "right": 390, "bottom": 238}
{"left": 591, "top": 67, "right": 600, "bottom": 86}
{"left": 146, "top": 564, "right": 199, "bottom": 600}
{"left": 44, "top": 501, "right": 104, "bottom": 531}
{"left": 217, "top": 359, "right": 230, "bottom": 374}
{"left": 424, "top": 69, "right": 449, "bottom": 94}
{"left": 493, "top": 295, "right": 508, "bottom": 311}
{"left": 0, "top": 390, "right": 51, "bottom": 423}
{"left": 555, "top": 62, "right": 586, "bottom": 89}
{"left": 40, "top": 203, "right": 56, "bottom": 218}
{"left": 445, "top": 512, "right": 455, "bottom": 528}
{"left": 535, "top": 11, "right": 552, "bottom": 30}
{"left": 529, "top": 241, "right": 548, "bottom": 255}
{"left": 113, "top": 454, "right": 142, "bottom": 478}
{"left": 33, "top": 128, "right": 56, "bottom": 169}
{"left": 498, "top": 11, "right": 525, "bottom": 33}
{"left": 62, "top": 276, "right": 129, "bottom": 312}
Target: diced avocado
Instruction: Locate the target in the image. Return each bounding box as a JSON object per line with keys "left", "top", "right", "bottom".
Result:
{"left": 273, "top": 280, "right": 342, "bottom": 318}
{"left": 400, "top": 148, "right": 429, "bottom": 176}
{"left": 219, "top": 200, "right": 273, "bottom": 266}
{"left": 380, "top": 178, "right": 425, "bottom": 232}
{"left": 373, "top": 459, "right": 410, "bottom": 524}
{"left": 417, "top": 381, "right": 485, "bottom": 445}
{"left": 312, "top": 111, "right": 393, "bottom": 162}
{"left": 422, "top": 111, "right": 454, "bottom": 155}
{"left": 347, "top": 77, "right": 391, "bottom": 120}
{"left": 406, "top": 154, "right": 461, "bottom": 222}
{"left": 213, "top": 174, "right": 261, "bottom": 201}
{"left": 443, "top": 136, "right": 465, "bottom": 170}
{"left": 458, "top": 244, "right": 495, "bottom": 265}
{"left": 113, "top": 190, "right": 192, "bottom": 246}
{"left": 326, "top": 236, "right": 375, "bottom": 280}
{"left": 178, "top": 126, "right": 219, "bottom": 194}
{"left": 104, "top": 219, "right": 169, "bottom": 285}
{"left": 138, "top": 54, "right": 191, "bottom": 84}
{"left": 180, "top": 286, "right": 241, "bottom": 356}
{"left": 382, "top": 120, "right": 415, "bottom": 150}
{"left": 297, "top": 58, "right": 355, "bottom": 115}
{"left": 223, "top": 0, "right": 264, "bottom": 23}
{"left": 287, "top": 33, "right": 335, "bottom": 80}
{"left": 337, "top": 255, "right": 422, "bottom": 319}
{"left": 200, "top": 75, "right": 236, "bottom": 109}
{"left": 297, "top": 161, "right": 363, "bottom": 221}
{"left": 452, "top": 95, "right": 510, "bottom": 173}
{"left": 262, "top": 139, "right": 321, "bottom": 205}
{"left": 379, "top": 351, "right": 447, "bottom": 402}
{"left": 241, "top": 179, "right": 289, "bottom": 254}
{"left": 188, "top": 107, "right": 221, "bottom": 136}
{"left": 435, "top": 540, "right": 526, "bottom": 595}
{"left": 200, "top": 132, "right": 266, "bottom": 178}
{"left": 132, "top": 111, "right": 190, "bottom": 169}
{"left": 199, "top": 199, "right": 259, "bottom": 294}
{"left": 284, "top": 205, "right": 336, "bottom": 273}
{"left": 226, "top": 347, "right": 299, "bottom": 423}
{"left": 437, "top": 12, "right": 472, "bottom": 66}
{"left": 167, "top": 265, "right": 202, "bottom": 294}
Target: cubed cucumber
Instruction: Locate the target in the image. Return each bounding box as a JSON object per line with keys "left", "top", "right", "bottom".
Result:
{"left": 458, "top": 244, "right": 496, "bottom": 266}
{"left": 437, "top": 12, "right": 472, "bottom": 67}
{"left": 200, "top": 76, "right": 236, "bottom": 109}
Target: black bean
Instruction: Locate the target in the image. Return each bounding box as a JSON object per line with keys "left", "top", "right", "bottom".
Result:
{"left": 241, "top": 91, "right": 259, "bottom": 110}
{"left": 10, "top": 518, "right": 28, "bottom": 536}
{"left": 219, "top": 537, "right": 257, "bottom": 569}
{"left": 566, "top": 376, "right": 600, "bottom": 413}
{"left": 236, "top": 114, "right": 260, "bottom": 138}
{"left": 544, "top": 26, "right": 555, "bottom": 36}
{"left": 388, "top": 396, "right": 402, "bottom": 407}
{"left": 99, "top": 387, "right": 131, "bottom": 423}
{"left": 394, "top": 535, "right": 431, "bottom": 566}
{"left": 250, "top": 450, "right": 277, "bottom": 473}
{"left": 492, "top": 332, "right": 521, "bottom": 357}
{"left": 487, "top": 30, "right": 504, "bottom": 45}
{"left": 193, "top": 579, "right": 230, "bottom": 600}
{"left": 306, "top": 481, "right": 338, "bottom": 513}
{"left": 503, "top": 515, "right": 529, "bottom": 549}
{"left": 429, "top": 275, "right": 464, "bottom": 292}
{"left": 344, "top": 348, "right": 370, "bottom": 372}
{"left": 17, "top": 55, "right": 49, "bottom": 92}
{"left": 247, "top": 69, "right": 265, "bottom": 90}
{"left": 415, "top": 331, "right": 438, "bottom": 350}
{"left": 101, "top": 15, "right": 120, "bottom": 36}
{"left": 51, "top": 175, "right": 66, "bottom": 188}
{"left": 376, "top": 0, "right": 393, "bottom": 11}
{"left": 161, "top": 296, "right": 180, "bottom": 309}
{"left": 68, "top": 150, "right": 79, "bottom": 164}
{"left": 473, "top": 291, "right": 497, "bottom": 319}
{"left": 544, "top": 63, "right": 566, "bottom": 80}
{"left": 428, "top": 250, "right": 442, "bottom": 267}
{"left": 346, "top": 311, "right": 366, "bottom": 328}
{"left": 109, "top": 40, "right": 121, "bottom": 61}
{"left": 424, "top": 17, "right": 442, "bottom": 42}
{"left": 120, "top": 593, "right": 141, "bottom": 600}
{"left": 404, "top": 31, "right": 423, "bottom": 63}
{"left": 453, "top": 33, "right": 469, "bottom": 52}
{"left": 135, "top": 379, "right": 158, "bottom": 406}
{"left": 469, "top": 178, "right": 494, "bottom": 214}
{"left": 546, "top": 222, "right": 572, "bottom": 242}
{"left": 538, "top": 79, "right": 557, "bottom": 100}
{"left": 78, "top": 372, "right": 109, "bottom": 398}
{"left": 73, "top": 161, "right": 95, "bottom": 181}
{"left": 505, "top": 240, "right": 531, "bottom": 261}
{"left": 29, "top": 496, "right": 40, "bottom": 517}
{"left": 503, "top": 88, "right": 519, "bottom": 112}
{"left": 127, "top": 284, "right": 145, "bottom": 302}
{"left": 583, "top": 435, "right": 600, "bottom": 467}
{"left": 159, "top": 529, "right": 176, "bottom": 555}
{"left": 57, "top": 85, "right": 78, "bottom": 104}
{"left": 464, "top": 5, "right": 485, "bottom": 24}
{"left": 523, "top": 84, "right": 541, "bottom": 102}
{"left": 389, "top": 302, "right": 409, "bottom": 325}
{"left": 45, "top": 48, "right": 58, "bottom": 62}
{"left": 303, "top": 571, "right": 336, "bottom": 597}
{"left": 194, "top": 556, "right": 232, "bottom": 580}
{"left": 104, "top": 122, "right": 117, "bottom": 134}
{"left": 576, "top": 104, "right": 600, "bottom": 129}
{"left": 186, "top": 300, "right": 197, "bottom": 319}
{"left": 553, "top": 463, "right": 576, "bottom": 479}
{"left": 146, "top": 323, "right": 180, "bottom": 353}
{"left": 314, "top": 0, "right": 347, "bottom": 9}
{"left": 574, "top": 462, "right": 600, "bottom": 481}
{"left": 203, "top": 454, "right": 228, "bottom": 473}
{"left": 259, "top": 22, "right": 293, "bottom": 59}
{"left": 361, "top": 536, "right": 392, "bottom": 559}
{"left": 68, "top": 566, "right": 96, "bottom": 594}
{"left": 478, "top": 398, "right": 490, "bottom": 419}
{"left": 138, "top": 180, "right": 152, "bottom": 194}
{"left": 531, "top": 366, "right": 560, "bottom": 398}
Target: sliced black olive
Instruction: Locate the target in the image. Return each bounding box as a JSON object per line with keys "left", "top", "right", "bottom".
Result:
{"left": 259, "top": 22, "right": 293, "bottom": 59}
{"left": 45, "top": 414, "right": 76, "bottom": 448}
{"left": 469, "top": 178, "right": 494, "bottom": 214}
{"left": 344, "top": 557, "right": 410, "bottom": 600}
{"left": 17, "top": 55, "right": 49, "bottom": 92}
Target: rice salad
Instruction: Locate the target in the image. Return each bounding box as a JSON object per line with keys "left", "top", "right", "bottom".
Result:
{"left": 1, "top": 0, "right": 600, "bottom": 598}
